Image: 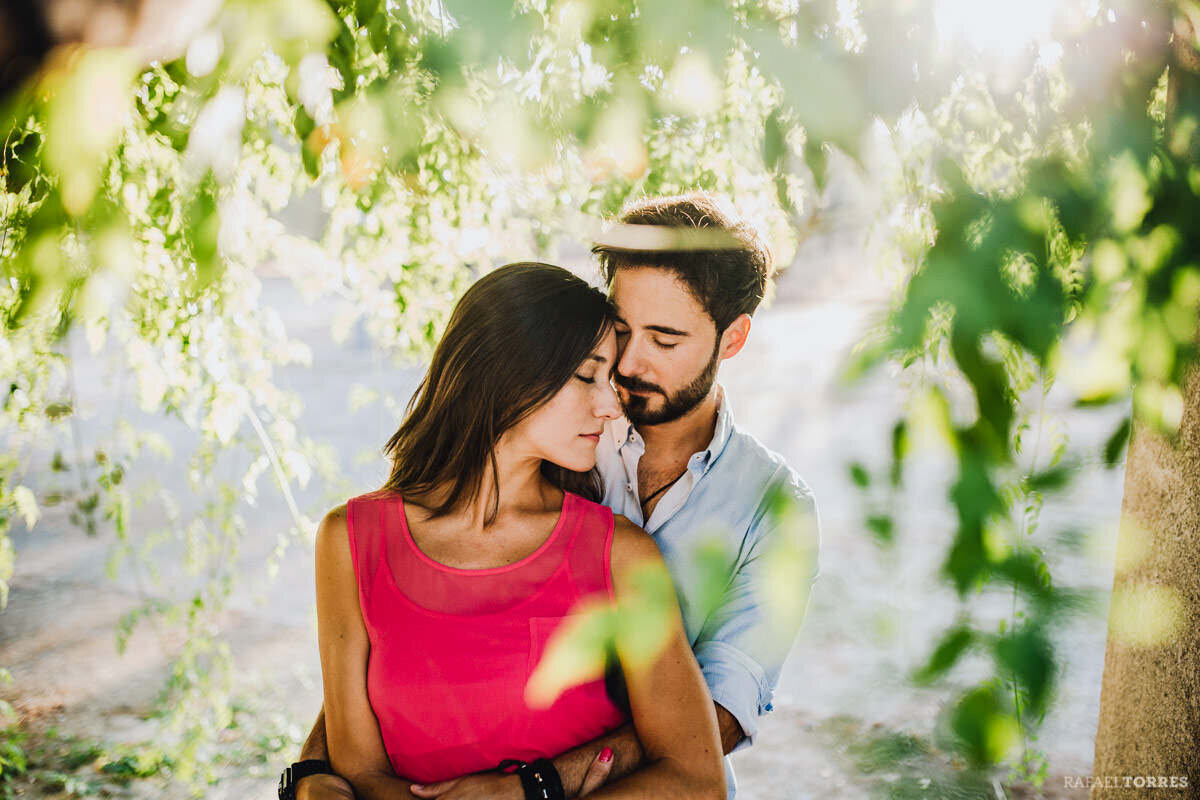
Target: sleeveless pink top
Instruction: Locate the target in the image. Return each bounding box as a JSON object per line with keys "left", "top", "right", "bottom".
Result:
{"left": 345, "top": 489, "right": 629, "bottom": 784}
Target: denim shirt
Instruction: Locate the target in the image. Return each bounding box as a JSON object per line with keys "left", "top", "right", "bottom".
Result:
{"left": 595, "top": 391, "right": 820, "bottom": 799}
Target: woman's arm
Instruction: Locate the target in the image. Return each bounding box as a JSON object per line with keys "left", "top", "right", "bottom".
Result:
{"left": 315, "top": 504, "right": 421, "bottom": 800}
{"left": 581, "top": 516, "right": 726, "bottom": 800}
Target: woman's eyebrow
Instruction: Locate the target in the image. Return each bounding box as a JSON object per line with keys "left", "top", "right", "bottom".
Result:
{"left": 587, "top": 354, "right": 609, "bottom": 364}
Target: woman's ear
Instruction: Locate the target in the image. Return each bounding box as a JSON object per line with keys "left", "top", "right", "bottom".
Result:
{"left": 719, "top": 314, "right": 752, "bottom": 360}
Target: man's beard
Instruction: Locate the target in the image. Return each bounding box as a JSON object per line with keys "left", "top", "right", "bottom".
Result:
{"left": 616, "top": 339, "right": 721, "bottom": 426}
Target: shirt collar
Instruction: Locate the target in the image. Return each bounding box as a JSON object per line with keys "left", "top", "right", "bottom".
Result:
{"left": 613, "top": 386, "right": 735, "bottom": 470}
{"left": 705, "top": 388, "right": 734, "bottom": 464}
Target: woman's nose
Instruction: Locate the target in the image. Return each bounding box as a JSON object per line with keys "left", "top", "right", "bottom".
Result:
{"left": 595, "top": 381, "right": 621, "bottom": 420}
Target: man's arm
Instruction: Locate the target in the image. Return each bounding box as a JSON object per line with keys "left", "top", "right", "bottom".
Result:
{"left": 550, "top": 720, "right": 641, "bottom": 797}
{"left": 713, "top": 703, "right": 745, "bottom": 755}
{"left": 547, "top": 700, "right": 742, "bottom": 797}
{"left": 691, "top": 473, "right": 820, "bottom": 755}
{"left": 300, "top": 705, "right": 330, "bottom": 762}
{"left": 294, "top": 706, "right": 355, "bottom": 800}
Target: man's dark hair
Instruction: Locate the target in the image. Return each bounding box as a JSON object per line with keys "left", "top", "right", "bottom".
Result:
{"left": 591, "top": 192, "right": 773, "bottom": 332}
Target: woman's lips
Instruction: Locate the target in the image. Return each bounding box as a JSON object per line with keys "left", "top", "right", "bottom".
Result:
{"left": 581, "top": 433, "right": 601, "bottom": 442}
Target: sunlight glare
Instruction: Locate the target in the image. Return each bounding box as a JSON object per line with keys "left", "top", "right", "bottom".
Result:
{"left": 934, "top": 0, "right": 1061, "bottom": 60}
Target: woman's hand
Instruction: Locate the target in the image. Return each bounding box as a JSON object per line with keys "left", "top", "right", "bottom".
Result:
{"left": 578, "top": 747, "right": 616, "bottom": 796}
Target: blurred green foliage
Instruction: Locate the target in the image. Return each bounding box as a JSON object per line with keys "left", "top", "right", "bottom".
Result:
{"left": 0, "top": 0, "right": 810, "bottom": 790}
{"left": 846, "top": 0, "right": 1200, "bottom": 777}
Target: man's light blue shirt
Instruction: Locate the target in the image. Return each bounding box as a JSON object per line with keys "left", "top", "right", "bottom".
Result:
{"left": 595, "top": 390, "right": 820, "bottom": 799}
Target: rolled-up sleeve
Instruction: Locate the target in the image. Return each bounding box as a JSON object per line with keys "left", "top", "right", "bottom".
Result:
{"left": 692, "top": 471, "right": 820, "bottom": 753}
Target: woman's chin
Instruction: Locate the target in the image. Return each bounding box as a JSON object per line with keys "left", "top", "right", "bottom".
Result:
{"left": 548, "top": 453, "right": 597, "bottom": 473}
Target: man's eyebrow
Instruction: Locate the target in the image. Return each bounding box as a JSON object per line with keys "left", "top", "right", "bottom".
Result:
{"left": 612, "top": 316, "right": 689, "bottom": 337}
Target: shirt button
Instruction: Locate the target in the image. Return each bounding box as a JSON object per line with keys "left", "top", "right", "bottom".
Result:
{"left": 765, "top": 702, "right": 774, "bottom": 712}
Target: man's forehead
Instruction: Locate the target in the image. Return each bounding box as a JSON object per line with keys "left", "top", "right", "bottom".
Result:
{"left": 609, "top": 266, "right": 706, "bottom": 325}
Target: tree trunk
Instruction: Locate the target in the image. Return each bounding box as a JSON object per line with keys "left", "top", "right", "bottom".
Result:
{"left": 1091, "top": 365, "right": 1200, "bottom": 799}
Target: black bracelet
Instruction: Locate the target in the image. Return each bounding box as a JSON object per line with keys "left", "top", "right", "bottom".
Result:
{"left": 498, "top": 758, "right": 565, "bottom": 800}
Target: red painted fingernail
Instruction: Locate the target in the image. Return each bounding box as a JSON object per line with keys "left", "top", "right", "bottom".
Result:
{"left": 600, "top": 747, "right": 613, "bottom": 763}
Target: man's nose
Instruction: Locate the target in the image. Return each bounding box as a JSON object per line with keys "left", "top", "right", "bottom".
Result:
{"left": 616, "top": 337, "right": 645, "bottom": 379}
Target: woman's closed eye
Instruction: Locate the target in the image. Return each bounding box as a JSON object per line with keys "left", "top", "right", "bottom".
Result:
{"left": 575, "top": 374, "right": 596, "bottom": 384}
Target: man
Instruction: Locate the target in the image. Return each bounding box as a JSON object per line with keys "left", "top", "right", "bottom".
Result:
{"left": 283, "top": 192, "right": 820, "bottom": 800}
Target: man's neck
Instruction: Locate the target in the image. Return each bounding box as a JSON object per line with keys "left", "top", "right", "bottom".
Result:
{"left": 635, "top": 386, "right": 722, "bottom": 466}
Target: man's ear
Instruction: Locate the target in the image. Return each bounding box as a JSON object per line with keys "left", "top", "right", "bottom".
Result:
{"left": 718, "top": 314, "right": 752, "bottom": 360}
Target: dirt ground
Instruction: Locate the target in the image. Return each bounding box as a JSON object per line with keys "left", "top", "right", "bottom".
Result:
{"left": 0, "top": 213, "right": 1125, "bottom": 798}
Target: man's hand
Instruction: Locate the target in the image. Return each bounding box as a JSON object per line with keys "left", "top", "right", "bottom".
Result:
{"left": 409, "top": 748, "right": 613, "bottom": 799}
{"left": 296, "top": 773, "right": 355, "bottom": 800}
{"left": 408, "top": 771, "right": 522, "bottom": 799}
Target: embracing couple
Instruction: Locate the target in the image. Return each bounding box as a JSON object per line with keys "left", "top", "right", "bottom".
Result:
{"left": 278, "top": 193, "right": 821, "bottom": 800}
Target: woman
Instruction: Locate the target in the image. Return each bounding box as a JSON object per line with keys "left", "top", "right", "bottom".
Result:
{"left": 315, "top": 263, "right": 725, "bottom": 800}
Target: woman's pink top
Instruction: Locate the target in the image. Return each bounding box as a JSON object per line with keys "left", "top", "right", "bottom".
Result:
{"left": 345, "top": 488, "right": 629, "bottom": 784}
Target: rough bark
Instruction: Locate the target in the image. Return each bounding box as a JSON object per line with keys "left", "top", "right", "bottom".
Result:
{"left": 1091, "top": 365, "right": 1200, "bottom": 799}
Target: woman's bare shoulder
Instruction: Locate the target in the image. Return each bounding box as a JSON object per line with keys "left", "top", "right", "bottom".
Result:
{"left": 315, "top": 503, "right": 351, "bottom": 562}
{"left": 609, "top": 513, "right": 665, "bottom": 573}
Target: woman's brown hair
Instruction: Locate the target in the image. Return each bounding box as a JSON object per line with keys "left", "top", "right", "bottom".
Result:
{"left": 381, "top": 262, "right": 616, "bottom": 525}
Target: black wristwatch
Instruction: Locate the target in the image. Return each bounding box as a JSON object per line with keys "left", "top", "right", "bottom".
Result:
{"left": 498, "top": 758, "right": 566, "bottom": 800}
{"left": 278, "top": 759, "right": 333, "bottom": 800}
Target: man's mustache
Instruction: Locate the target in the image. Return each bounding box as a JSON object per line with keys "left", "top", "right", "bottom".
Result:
{"left": 615, "top": 374, "right": 664, "bottom": 395}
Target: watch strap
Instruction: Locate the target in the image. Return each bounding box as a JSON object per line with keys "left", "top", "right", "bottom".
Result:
{"left": 498, "top": 758, "right": 565, "bottom": 800}
{"left": 278, "top": 759, "right": 332, "bottom": 800}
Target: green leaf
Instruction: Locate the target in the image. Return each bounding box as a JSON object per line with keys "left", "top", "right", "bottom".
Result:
{"left": 804, "top": 139, "right": 831, "bottom": 192}
{"left": 890, "top": 420, "right": 908, "bottom": 487}
{"left": 1103, "top": 416, "right": 1132, "bottom": 468}
{"left": 184, "top": 179, "right": 221, "bottom": 292}
{"left": 865, "top": 514, "right": 894, "bottom": 545}
{"left": 368, "top": 13, "right": 390, "bottom": 52}
{"left": 763, "top": 111, "right": 786, "bottom": 169}
{"left": 301, "top": 140, "right": 321, "bottom": 179}
{"left": 913, "top": 625, "right": 976, "bottom": 684}
{"left": 849, "top": 462, "right": 871, "bottom": 488}
{"left": 763, "top": 110, "right": 792, "bottom": 210}
{"left": 355, "top": 0, "right": 380, "bottom": 26}
{"left": 3, "top": 130, "right": 42, "bottom": 193}
{"left": 993, "top": 550, "right": 1054, "bottom": 599}
{"left": 993, "top": 625, "right": 1055, "bottom": 716}
{"left": 1026, "top": 464, "right": 1074, "bottom": 492}
{"left": 294, "top": 106, "right": 316, "bottom": 141}
{"left": 948, "top": 684, "right": 1019, "bottom": 766}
